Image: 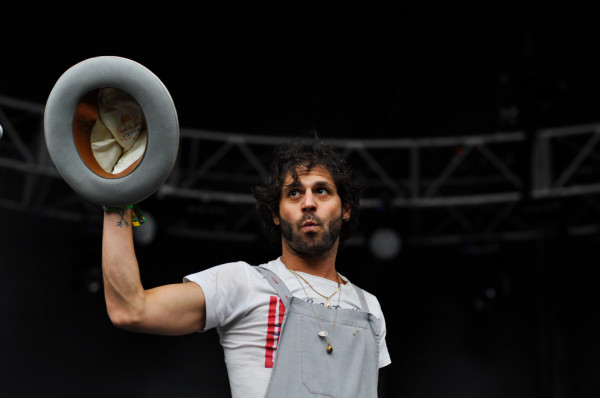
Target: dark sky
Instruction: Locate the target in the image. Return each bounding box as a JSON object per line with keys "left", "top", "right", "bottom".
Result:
{"left": 3, "top": 2, "right": 600, "bottom": 138}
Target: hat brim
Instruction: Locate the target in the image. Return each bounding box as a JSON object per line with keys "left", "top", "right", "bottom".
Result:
{"left": 44, "top": 56, "right": 179, "bottom": 207}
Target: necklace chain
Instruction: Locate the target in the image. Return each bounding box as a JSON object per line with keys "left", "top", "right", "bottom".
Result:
{"left": 287, "top": 267, "right": 342, "bottom": 354}
{"left": 288, "top": 268, "right": 340, "bottom": 308}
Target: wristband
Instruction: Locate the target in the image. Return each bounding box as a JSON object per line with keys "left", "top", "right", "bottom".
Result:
{"left": 102, "top": 204, "right": 146, "bottom": 226}
{"left": 102, "top": 204, "right": 134, "bottom": 212}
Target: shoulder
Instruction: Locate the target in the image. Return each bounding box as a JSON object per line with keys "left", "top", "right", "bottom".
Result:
{"left": 348, "top": 281, "right": 385, "bottom": 317}
{"left": 184, "top": 260, "right": 254, "bottom": 284}
{"left": 183, "top": 259, "right": 282, "bottom": 291}
{"left": 183, "top": 260, "right": 280, "bottom": 330}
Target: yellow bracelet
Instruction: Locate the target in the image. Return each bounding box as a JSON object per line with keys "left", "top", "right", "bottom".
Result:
{"left": 102, "top": 204, "right": 146, "bottom": 226}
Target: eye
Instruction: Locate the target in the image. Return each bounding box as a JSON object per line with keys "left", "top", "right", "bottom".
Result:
{"left": 316, "top": 187, "right": 329, "bottom": 195}
{"left": 289, "top": 189, "right": 300, "bottom": 197}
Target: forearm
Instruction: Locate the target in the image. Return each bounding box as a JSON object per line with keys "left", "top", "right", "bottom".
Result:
{"left": 101, "top": 208, "right": 207, "bottom": 335}
{"left": 102, "top": 208, "right": 146, "bottom": 327}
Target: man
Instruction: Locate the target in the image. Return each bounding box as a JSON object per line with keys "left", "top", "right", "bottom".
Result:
{"left": 102, "top": 138, "right": 391, "bottom": 397}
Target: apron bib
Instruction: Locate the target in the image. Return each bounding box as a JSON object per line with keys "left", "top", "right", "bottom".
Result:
{"left": 256, "top": 266, "right": 380, "bottom": 398}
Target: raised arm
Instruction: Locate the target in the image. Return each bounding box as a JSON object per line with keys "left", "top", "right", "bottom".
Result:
{"left": 102, "top": 208, "right": 206, "bottom": 335}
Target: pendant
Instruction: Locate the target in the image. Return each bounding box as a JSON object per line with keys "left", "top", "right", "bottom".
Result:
{"left": 318, "top": 330, "right": 328, "bottom": 337}
{"left": 326, "top": 299, "right": 331, "bottom": 308}
{"left": 326, "top": 343, "right": 333, "bottom": 354}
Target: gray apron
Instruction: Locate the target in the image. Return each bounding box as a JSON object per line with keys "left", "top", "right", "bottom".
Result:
{"left": 256, "top": 266, "right": 380, "bottom": 398}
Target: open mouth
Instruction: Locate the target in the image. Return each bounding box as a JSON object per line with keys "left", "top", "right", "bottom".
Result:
{"left": 301, "top": 220, "right": 319, "bottom": 231}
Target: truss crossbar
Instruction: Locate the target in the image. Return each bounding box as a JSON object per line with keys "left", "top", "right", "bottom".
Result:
{"left": 3, "top": 96, "right": 600, "bottom": 245}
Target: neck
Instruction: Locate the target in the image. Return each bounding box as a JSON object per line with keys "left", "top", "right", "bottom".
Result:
{"left": 280, "top": 241, "right": 340, "bottom": 282}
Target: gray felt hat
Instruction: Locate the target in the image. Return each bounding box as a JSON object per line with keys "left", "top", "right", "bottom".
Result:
{"left": 44, "top": 56, "right": 179, "bottom": 207}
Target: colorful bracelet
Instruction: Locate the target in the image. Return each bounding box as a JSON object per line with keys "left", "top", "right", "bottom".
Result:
{"left": 102, "top": 204, "right": 146, "bottom": 226}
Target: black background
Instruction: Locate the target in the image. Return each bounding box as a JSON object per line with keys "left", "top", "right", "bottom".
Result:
{"left": 2, "top": 2, "right": 600, "bottom": 397}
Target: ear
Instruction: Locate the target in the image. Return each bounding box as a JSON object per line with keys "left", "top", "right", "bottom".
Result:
{"left": 272, "top": 212, "right": 280, "bottom": 226}
{"left": 342, "top": 204, "right": 351, "bottom": 221}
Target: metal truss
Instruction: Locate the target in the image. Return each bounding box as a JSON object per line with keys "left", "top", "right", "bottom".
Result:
{"left": 3, "top": 94, "right": 600, "bottom": 247}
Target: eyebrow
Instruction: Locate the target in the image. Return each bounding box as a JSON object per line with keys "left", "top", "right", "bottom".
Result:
{"left": 313, "top": 181, "right": 335, "bottom": 190}
{"left": 283, "top": 180, "right": 335, "bottom": 191}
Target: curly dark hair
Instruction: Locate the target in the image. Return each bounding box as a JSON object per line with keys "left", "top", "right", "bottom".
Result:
{"left": 253, "top": 138, "right": 364, "bottom": 245}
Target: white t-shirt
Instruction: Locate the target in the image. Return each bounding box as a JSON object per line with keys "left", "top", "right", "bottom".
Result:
{"left": 184, "top": 257, "right": 391, "bottom": 398}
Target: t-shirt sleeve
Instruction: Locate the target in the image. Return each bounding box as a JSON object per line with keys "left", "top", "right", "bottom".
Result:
{"left": 183, "top": 261, "right": 251, "bottom": 331}
{"left": 377, "top": 316, "right": 392, "bottom": 368}
{"left": 364, "top": 292, "right": 392, "bottom": 368}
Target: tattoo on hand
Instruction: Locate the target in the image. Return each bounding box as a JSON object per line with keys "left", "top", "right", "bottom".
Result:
{"left": 115, "top": 210, "right": 129, "bottom": 228}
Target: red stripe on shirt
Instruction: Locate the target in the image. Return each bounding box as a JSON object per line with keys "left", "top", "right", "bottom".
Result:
{"left": 265, "top": 296, "right": 278, "bottom": 368}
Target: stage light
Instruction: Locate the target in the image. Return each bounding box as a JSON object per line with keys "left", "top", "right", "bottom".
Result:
{"left": 369, "top": 227, "right": 401, "bottom": 261}
{"left": 133, "top": 211, "right": 157, "bottom": 246}
{"left": 82, "top": 265, "right": 101, "bottom": 294}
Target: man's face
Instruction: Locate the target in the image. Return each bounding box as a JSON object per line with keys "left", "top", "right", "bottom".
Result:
{"left": 273, "top": 166, "right": 350, "bottom": 258}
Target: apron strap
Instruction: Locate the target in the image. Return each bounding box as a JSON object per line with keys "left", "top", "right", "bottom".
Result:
{"left": 256, "top": 265, "right": 292, "bottom": 308}
{"left": 352, "top": 284, "right": 370, "bottom": 313}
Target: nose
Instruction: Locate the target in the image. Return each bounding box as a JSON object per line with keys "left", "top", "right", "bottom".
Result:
{"left": 301, "top": 190, "right": 317, "bottom": 213}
